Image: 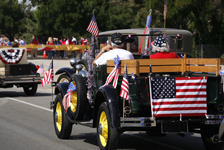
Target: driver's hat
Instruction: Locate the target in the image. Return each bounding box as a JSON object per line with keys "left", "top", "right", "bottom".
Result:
{"left": 111, "top": 32, "right": 123, "bottom": 45}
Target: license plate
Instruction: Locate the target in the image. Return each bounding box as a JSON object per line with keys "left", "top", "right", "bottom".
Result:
{"left": 161, "top": 121, "right": 188, "bottom": 133}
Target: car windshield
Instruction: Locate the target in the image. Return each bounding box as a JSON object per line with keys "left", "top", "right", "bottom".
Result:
{"left": 97, "top": 34, "right": 183, "bottom": 54}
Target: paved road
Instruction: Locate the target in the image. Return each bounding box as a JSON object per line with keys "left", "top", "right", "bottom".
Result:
{"left": 0, "top": 85, "right": 209, "bottom": 150}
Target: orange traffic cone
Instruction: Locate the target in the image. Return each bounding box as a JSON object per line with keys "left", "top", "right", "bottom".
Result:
{"left": 43, "top": 51, "right": 46, "bottom": 58}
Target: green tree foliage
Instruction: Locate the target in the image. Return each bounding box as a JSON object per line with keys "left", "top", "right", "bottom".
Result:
{"left": 0, "top": 0, "right": 223, "bottom": 46}
{"left": 0, "top": 0, "right": 25, "bottom": 40}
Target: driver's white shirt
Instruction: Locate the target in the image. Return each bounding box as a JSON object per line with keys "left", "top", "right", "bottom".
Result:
{"left": 95, "top": 48, "right": 134, "bottom": 66}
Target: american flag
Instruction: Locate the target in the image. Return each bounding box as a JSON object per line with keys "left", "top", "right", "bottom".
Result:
{"left": 138, "top": 14, "right": 152, "bottom": 54}
{"left": 86, "top": 14, "right": 99, "bottom": 37}
{"left": 104, "top": 55, "right": 120, "bottom": 88}
{"left": 42, "top": 59, "right": 54, "bottom": 87}
{"left": 150, "top": 77, "right": 207, "bottom": 117}
{"left": 164, "top": 0, "right": 167, "bottom": 20}
{"left": 63, "top": 82, "right": 76, "bottom": 112}
{"left": 120, "top": 64, "right": 130, "bottom": 100}
{"left": 36, "top": 64, "right": 44, "bottom": 74}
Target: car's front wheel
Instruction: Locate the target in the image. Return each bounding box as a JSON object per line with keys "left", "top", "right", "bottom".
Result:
{"left": 53, "top": 93, "right": 72, "bottom": 139}
{"left": 96, "top": 102, "right": 119, "bottom": 150}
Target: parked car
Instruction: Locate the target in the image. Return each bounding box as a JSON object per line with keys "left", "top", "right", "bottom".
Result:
{"left": 0, "top": 47, "right": 41, "bottom": 95}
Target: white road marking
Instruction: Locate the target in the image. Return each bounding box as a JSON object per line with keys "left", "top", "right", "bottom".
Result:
{"left": 7, "top": 97, "right": 53, "bottom": 112}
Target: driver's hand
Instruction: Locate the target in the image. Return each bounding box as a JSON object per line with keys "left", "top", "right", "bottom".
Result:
{"left": 102, "top": 45, "right": 113, "bottom": 52}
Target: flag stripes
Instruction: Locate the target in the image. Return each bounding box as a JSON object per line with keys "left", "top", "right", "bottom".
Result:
{"left": 150, "top": 76, "right": 207, "bottom": 117}
{"left": 42, "top": 59, "right": 54, "bottom": 87}
{"left": 86, "top": 14, "right": 99, "bottom": 37}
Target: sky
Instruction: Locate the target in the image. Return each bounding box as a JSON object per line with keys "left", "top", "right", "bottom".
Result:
{"left": 18, "top": 0, "right": 37, "bottom": 10}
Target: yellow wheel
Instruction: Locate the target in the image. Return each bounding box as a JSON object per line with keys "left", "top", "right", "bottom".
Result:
{"left": 70, "top": 82, "right": 77, "bottom": 113}
{"left": 53, "top": 93, "right": 72, "bottom": 139}
{"left": 99, "top": 111, "right": 108, "bottom": 147}
{"left": 97, "top": 102, "right": 119, "bottom": 150}
{"left": 57, "top": 74, "right": 70, "bottom": 83}
{"left": 55, "top": 101, "right": 62, "bottom": 132}
{"left": 69, "top": 74, "right": 87, "bottom": 120}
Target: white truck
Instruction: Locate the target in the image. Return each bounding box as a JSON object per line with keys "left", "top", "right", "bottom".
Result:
{"left": 0, "top": 48, "right": 41, "bottom": 95}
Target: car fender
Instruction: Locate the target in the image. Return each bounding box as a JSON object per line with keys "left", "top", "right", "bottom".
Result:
{"left": 54, "top": 82, "right": 69, "bottom": 98}
{"left": 93, "top": 85, "right": 120, "bottom": 129}
{"left": 55, "top": 67, "right": 75, "bottom": 77}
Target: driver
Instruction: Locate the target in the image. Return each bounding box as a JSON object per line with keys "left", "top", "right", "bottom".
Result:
{"left": 93, "top": 32, "right": 134, "bottom": 66}
{"left": 150, "top": 36, "right": 180, "bottom": 59}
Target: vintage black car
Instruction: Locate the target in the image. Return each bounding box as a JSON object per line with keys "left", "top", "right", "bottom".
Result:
{"left": 52, "top": 29, "right": 224, "bottom": 150}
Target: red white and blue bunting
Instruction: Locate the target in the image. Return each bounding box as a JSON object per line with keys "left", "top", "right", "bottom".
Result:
{"left": 0, "top": 48, "right": 25, "bottom": 64}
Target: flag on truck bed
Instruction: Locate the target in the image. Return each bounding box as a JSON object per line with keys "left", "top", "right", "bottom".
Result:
{"left": 120, "top": 64, "right": 130, "bottom": 100}
{"left": 150, "top": 76, "right": 207, "bottom": 117}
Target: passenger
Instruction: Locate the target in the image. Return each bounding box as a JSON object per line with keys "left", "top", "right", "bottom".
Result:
{"left": 150, "top": 36, "right": 180, "bottom": 59}
{"left": 93, "top": 32, "right": 134, "bottom": 66}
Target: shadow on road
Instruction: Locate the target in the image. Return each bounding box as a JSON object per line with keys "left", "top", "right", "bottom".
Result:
{"left": 70, "top": 133, "right": 98, "bottom": 147}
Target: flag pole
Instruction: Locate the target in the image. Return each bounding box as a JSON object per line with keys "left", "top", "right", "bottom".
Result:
{"left": 51, "top": 57, "right": 53, "bottom": 107}
{"left": 123, "top": 98, "right": 125, "bottom": 118}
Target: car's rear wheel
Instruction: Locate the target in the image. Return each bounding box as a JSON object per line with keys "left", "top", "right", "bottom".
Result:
{"left": 23, "top": 83, "right": 38, "bottom": 96}
{"left": 69, "top": 74, "right": 87, "bottom": 120}
{"left": 96, "top": 102, "right": 119, "bottom": 150}
{"left": 53, "top": 93, "right": 72, "bottom": 139}
{"left": 201, "top": 125, "right": 224, "bottom": 150}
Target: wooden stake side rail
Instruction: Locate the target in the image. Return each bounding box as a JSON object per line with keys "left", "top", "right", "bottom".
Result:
{"left": 107, "top": 58, "right": 221, "bottom": 76}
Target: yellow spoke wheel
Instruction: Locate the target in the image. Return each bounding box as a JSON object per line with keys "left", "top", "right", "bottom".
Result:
{"left": 70, "top": 82, "right": 77, "bottom": 113}
{"left": 99, "top": 111, "right": 108, "bottom": 147}
{"left": 97, "top": 102, "right": 119, "bottom": 150}
{"left": 55, "top": 101, "right": 62, "bottom": 132}
{"left": 53, "top": 94, "right": 72, "bottom": 139}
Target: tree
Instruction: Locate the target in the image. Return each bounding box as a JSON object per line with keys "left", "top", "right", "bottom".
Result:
{"left": 0, "top": 0, "right": 26, "bottom": 40}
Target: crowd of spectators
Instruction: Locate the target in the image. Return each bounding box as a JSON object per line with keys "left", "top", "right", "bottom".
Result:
{"left": 0, "top": 35, "right": 89, "bottom": 59}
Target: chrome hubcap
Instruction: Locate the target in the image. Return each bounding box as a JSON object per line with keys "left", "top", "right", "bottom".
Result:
{"left": 55, "top": 112, "right": 58, "bottom": 122}
{"left": 98, "top": 123, "right": 103, "bottom": 135}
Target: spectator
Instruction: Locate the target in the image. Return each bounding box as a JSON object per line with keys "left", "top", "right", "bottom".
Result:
{"left": 19, "top": 37, "right": 26, "bottom": 45}
{"left": 93, "top": 32, "right": 134, "bottom": 66}
{"left": 72, "top": 36, "right": 77, "bottom": 58}
{"left": 31, "top": 35, "right": 39, "bottom": 59}
{"left": 72, "top": 36, "right": 77, "bottom": 44}
{"left": 65, "top": 36, "right": 73, "bottom": 58}
{"left": 14, "top": 37, "right": 19, "bottom": 43}
{"left": 46, "top": 37, "right": 55, "bottom": 59}
{"left": 59, "top": 37, "right": 65, "bottom": 58}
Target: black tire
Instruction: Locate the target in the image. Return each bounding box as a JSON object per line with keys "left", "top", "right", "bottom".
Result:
{"left": 96, "top": 102, "right": 119, "bottom": 150}
{"left": 201, "top": 125, "right": 224, "bottom": 150}
{"left": 57, "top": 74, "right": 70, "bottom": 83}
{"left": 69, "top": 74, "right": 87, "bottom": 120}
{"left": 77, "top": 59, "right": 88, "bottom": 71}
{"left": 53, "top": 93, "right": 72, "bottom": 139}
{"left": 23, "top": 83, "right": 38, "bottom": 96}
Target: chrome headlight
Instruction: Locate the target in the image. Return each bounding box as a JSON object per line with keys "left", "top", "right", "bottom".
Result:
{"left": 76, "top": 64, "right": 83, "bottom": 72}
{"left": 70, "top": 58, "right": 78, "bottom": 67}
{"left": 77, "top": 70, "right": 88, "bottom": 77}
